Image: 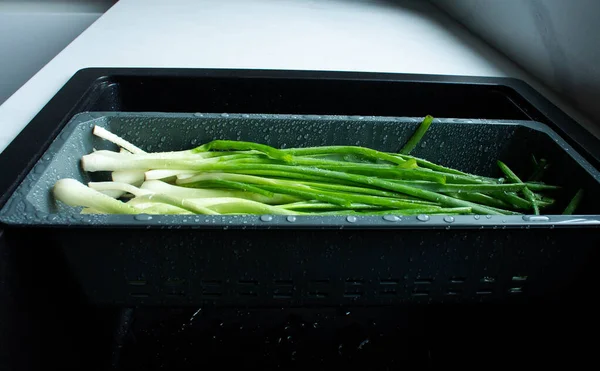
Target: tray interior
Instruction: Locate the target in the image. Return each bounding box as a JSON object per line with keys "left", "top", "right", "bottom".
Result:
{"left": 3, "top": 112, "right": 599, "bottom": 219}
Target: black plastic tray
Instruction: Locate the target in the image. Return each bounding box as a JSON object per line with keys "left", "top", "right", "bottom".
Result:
{"left": 1, "top": 69, "right": 600, "bottom": 309}
{"left": 2, "top": 111, "right": 599, "bottom": 306}
{"left": 2, "top": 69, "right": 600, "bottom": 371}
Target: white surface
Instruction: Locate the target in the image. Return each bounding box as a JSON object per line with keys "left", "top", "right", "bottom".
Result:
{"left": 433, "top": 0, "right": 600, "bottom": 124}
{"left": 0, "top": 0, "right": 597, "bottom": 155}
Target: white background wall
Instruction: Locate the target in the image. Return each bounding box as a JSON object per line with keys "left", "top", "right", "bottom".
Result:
{"left": 2, "top": 0, "right": 599, "bottom": 130}
{"left": 0, "top": 0, "right": 114, "bottom": 104}
{"left": 432, "top": 0, "right": 600, "bottom": 124}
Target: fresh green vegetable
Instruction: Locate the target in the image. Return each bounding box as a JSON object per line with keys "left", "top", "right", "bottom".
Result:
{"left": 52, "top": 120, "right": 566, "bottom": 217}
{"left": 562, "top": 189, "right": 584, "bottom": 215}
{"left": 497, "top": 160, "right": 540, "bottom": 215}
{"left": 399, "top": 115, "right": 434, "bottom": 155}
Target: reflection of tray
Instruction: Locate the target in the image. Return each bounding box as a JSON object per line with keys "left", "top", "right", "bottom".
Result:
{"left": 1, "top": 111, "right": 599, "bottom": 306}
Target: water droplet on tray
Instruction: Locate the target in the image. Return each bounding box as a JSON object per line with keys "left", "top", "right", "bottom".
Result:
{"left": 417, "top": 214, "right": 430, "bottom": 222}
{"left": 260, "top": 215, "right": 273, "bottom": 222}
{"left": 346, "top": 216, "right": 357, "bottom": 223}
{"left": 383, "top": 215, "right": 400, "bottom": 222}
{"left": 473, "top": 215, "right": 480, "bottom": 220}
{"left": 286, "top": 216, "right": 297, "bottom": 222}
{"left": 522, "top": 215, "right": 550, "bottom": 222}
{"left": 443, "top": 216, "right": 455, "bottom": 223}
{"left": 134, "top": 214, "right": 153, "bottom": 221}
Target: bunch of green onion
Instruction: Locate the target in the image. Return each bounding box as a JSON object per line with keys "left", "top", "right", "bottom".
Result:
{"left": 53, "top": 116, "right": 582, "bottom": 216}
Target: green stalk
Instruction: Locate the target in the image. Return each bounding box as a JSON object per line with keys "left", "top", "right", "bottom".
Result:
{"left": 399, "top": 115, "right": 434, "bottom": 155}
{"left": 490, "top": 191, "right": 531, "bottom": 210}
{"left": 394, "top": 154, "right": 472, "bottom": 176}
{"left": 281, "top": 145, "right": 409, "bottom": 165}
{"left": 185, "top": 179, "right": 275, "bottom": 197}
{"left": 179, "top": 163, "right": 507, "bottom": 215}
{"left": 192, "top": 140, "right": 294, "bottom": 163}
{"left": 447, "top": 192, "right": 513, "bottom": 210}
{"left": 181, "top": 173, "right": 440, "bottom": 210}
{"left": 291, "top": 156, "right": 418, "bottom": 169}
{"left": 529, "top": 158, "right": 549, "bottom": 181}
{"left": 562, "top": 189, "right": 584, "bottom": 215}
{"left": 525, "top": 182, "right": 561, "bottom": 191}
{"left": 393, "top": 181, "right": 527, "bottom": 193}
{"left": 140, "top": 180, "right": 299, "bottom": 204}
{"left": 497, "top": 161, "right": 539, "bottom": 215}
{"left": 292, "top": 181, "right": 438, "bottom": 205}
{"left": 279, "top": 202, "right": 385, "bottom": 211}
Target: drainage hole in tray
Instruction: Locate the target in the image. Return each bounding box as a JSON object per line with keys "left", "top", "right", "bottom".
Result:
{"left": 512, "top": 276, "right": 528, "bottom": 281}
{"left": 130, "top": 292, "right": 150, "bottom": 298}
{"left": 127, "top": 280, "right": 147, "bottom": 286}
{"left": 449, "top": 277, "right": 466, "bottom": 284}
{"left": 273, "top": 279, "right": 293, "bottom": 285}
{"left": 164, "top": 279, "right": 186, "bottom": 287}
{"left": 343, "top": 292, "right": 363, "bottom": 298}
{"left": 273, "top": 291, "right": 293, "bottom": 299}
{"left": 201, "top": 279, "right": 222, "bottom": 285}
{"left": 237, "top": 279, "right": 258, "bottom": 285}
{"left": 202, "top": 290, "right": 222, "bottom": 297}
{"left": 238, "top": 291, "right": 258, "bottom": 297}
{"left": 166, "top": 292, "right": 186, "bottom": 297}
{"left": 345, "top": 279, "right": 364, "bottom": 285}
